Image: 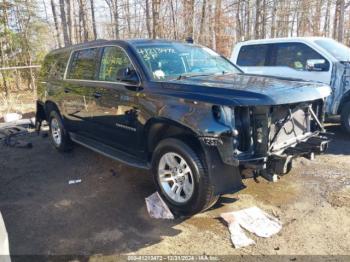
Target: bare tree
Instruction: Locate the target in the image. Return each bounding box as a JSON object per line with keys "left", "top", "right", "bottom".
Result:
{"left": 105, "top": 0, "right": 120, "bottom": 39}
{"left": 90, "top": 0, "right": 97, "bottom": 40}
{"left": 78, "top": 0, "right": 89, "bottom": 42}
{"left": 50, "top": 0, "right": 62, "bottom": 47}
{"left": 183, "top": 0, "right": 194, "bottom": 38}
{"left": 59, "top": 0, "right": 70, "bottom": 46}
{"left": 65, "top": 0, "right": 73, "bottom": 43}
{"left": 145, "top": 0, "right": 152, "bottom": 38}
{"left": 152, "top": 0, "right": 160, "bottom": 38}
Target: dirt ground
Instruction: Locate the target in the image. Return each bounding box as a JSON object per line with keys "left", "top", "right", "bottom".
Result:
{"left": 0, "top": 122, "right": 349, "bottom": 258}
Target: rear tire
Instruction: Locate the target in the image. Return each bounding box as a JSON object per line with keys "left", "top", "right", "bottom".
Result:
{"left": 152, "top": 138, "right": 218, "bottom": 216}
{"left": 48, "top": 110, "right": 72, "bottom": 152}
{"left": 340, "top": 102, "right": 350, "bottom": 134}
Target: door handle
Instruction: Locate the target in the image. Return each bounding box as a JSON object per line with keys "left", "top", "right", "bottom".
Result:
{"left": 93, "top": 92, "right": 102, "bottom": 98}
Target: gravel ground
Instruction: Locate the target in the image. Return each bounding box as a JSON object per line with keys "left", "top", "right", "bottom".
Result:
{"left": 0, "top": 123, "right": 349, "bottom": 258}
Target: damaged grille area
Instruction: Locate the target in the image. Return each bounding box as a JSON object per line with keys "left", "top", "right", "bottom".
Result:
{"left": 268, "top": 105, "right": 310, "bottom": 153}
{"left": 234, "top": 100, "right": 325, "bottom": 158}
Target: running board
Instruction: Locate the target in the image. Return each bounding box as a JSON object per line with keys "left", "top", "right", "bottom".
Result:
{"left": 69, "top": 133, "right": 150, "bottom": 170}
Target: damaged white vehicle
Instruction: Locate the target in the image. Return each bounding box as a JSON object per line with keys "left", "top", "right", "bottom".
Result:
{"left": 231, "top": 37, "right": 350, "bottom": 133}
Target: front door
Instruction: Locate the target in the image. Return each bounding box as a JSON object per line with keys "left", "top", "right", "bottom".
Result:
{"left": 90, "top": 46, "right": 143, "bottom": 155}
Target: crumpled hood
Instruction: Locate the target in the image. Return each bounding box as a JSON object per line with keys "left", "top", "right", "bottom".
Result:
{"left": 163, "top": 73, "right": 332, "bottom": 106}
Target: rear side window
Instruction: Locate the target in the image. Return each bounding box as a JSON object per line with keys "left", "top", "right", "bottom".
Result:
{"left": 49, "top": 53, "right": 70, "bottom": 80}
{"left": 237, "top": 44, "right": 269, "bottom": 66}
{"left": 98, "top": 46, "right": 133, "bottom": 82}
{"left": 273, "top": 43, "right": 329, "bottom": 71}
{"left": 40, "top": 52, "right": 69, "bottom": 81}
{"left": 67, "top": 48, "right": 99, "bottom": 80}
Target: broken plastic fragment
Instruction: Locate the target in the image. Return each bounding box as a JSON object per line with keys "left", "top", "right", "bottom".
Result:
{"left": 145, "top": 192, "right": 174, "bottom": 219}
{"left": 68, "top": 179, "right": 82, "bottom": 185}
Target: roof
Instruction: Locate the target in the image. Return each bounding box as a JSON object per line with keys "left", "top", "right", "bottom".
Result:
{"left": 49, "top": 38, "right": 187, "bottom": 54}
{"left": 237, "top": 37, "right": 332, "bottom": 45}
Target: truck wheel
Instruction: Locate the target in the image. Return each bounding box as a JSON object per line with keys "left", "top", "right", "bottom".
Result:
{"left": 340, "top": 102, "right": 350, "bottom": 134}
{"left": 48, "top": 110, "right": 72, "bottom": 152}
{"left": 152, "top": 138, "right": 218, "bottom": 216}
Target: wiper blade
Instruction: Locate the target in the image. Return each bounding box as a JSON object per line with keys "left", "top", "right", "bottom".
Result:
{"left": 176, "top": 72, "right": 227, "bottom": 80}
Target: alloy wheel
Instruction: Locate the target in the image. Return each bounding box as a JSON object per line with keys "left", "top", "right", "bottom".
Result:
{"left": 158, "top": 152, "right": 195, "bottom": 203}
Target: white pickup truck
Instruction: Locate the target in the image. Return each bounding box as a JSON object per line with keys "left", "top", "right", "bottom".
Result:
{"left": 231, "top": 37, "right": 350, "bottom": 133}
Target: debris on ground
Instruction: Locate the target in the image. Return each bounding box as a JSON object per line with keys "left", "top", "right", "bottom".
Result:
{"left": 221, "top": 206, "right": 282, "bottom": 248}
{"left": 220, "top": 213, "right": 255, "bottom": 248}
{"left": 145, "top": 192, "right": 174, "bottom": 219}
{"left": 4, "top": 113, "right": 22, "bottom": 123}
{"left": 0, "top": 118, "right": 35, "bottom": 149}
{"left": 110, "top": 169, "right": 119, "bottom": 177}
{"left": 68, "top": 179, "right": 82, "bottom": 185}
{"left": 0, "top": 126, "right": 32, "bottom": 148}
{"left": 0, "top": 211, "right": 10, "bottom": 260}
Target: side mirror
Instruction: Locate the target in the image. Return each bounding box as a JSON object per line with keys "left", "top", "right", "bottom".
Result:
{"left": 306, "top": 59, "right": 328, "bottom": 71}
{"left": 116, "top": 67, "right": 139, "bottom": 84}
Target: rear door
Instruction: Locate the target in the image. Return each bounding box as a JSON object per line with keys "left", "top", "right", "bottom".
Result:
{"left": 235, "top": 44, "right": 270, "bottom": 75}
{"left": 63, "top": 47, "right": 100, "bottom": 134}
{"left": 89, "top": 45, "right": 143, "bottom": 155}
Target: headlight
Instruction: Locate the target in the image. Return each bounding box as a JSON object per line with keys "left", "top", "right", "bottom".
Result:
{"left": 212, "top": 105, "right": 234, "bottom": 126}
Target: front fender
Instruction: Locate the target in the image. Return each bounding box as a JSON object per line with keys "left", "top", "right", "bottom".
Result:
{"left": 157, "top": 101, "right": 232, "bottom": 137}
{"left": 144, "top": 100, "right": 243, "bottom": 195}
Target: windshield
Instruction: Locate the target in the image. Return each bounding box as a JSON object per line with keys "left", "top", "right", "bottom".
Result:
{"left": 315, "top": 39, "right": 350, "bottom": 62}
{"left": 135, "top": 43, "right": 240, "bottom": 81}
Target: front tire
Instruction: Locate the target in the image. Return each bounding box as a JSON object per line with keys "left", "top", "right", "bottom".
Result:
{"left": 152, "top": 138, "right": 218, "bottom": 216}
{"left": 48, "top": 110, "right": 72, "bottom": 152}
{"left": 340, "top": 102, "right": 350, "bottom": 134}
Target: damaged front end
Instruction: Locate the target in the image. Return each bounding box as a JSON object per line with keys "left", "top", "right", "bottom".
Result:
{"left": 215, "top": 100, "right": 331, "bottom": 181}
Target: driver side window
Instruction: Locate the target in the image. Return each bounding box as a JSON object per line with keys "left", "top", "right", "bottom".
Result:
{"left": 273, "top": 43, "right": 329, "bottom": 71}
{"left": 98, "top": 46, "right": 133, "bottom": 82}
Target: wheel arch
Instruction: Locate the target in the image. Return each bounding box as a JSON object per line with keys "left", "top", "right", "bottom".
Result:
{"left": 144, "top": 118, "right": 204, "bottom": 162}
{"left": 337, "top": 90, "right": 350, "bottom": 114}
{"left": 44, "top": 100, "right": 62, "bottom": 119}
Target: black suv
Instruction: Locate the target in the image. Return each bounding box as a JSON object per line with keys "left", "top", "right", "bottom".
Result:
{"left": 36, "top": 39, "right": 331, "bottom": 215}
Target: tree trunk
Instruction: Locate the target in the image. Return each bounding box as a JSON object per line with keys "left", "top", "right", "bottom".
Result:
{"left": 214, "top": 0, "right": 222, "bottom": 52}
{"left": 270, "top": 0, "right": 277, "bottom": 38}
{"left": 90, "top": 0, "right": 97, "bottom": 40}
{"left": 199, "top": 0, "right": 207, "bottom": 43}
{"left": 145, "top": 0, "right": 152, "bottom": 38}
{"left": 235, "top": 0, "right": 242, "bottom": 41}
{"left": 254, "top": 0, "right": 260, "bottom": 39}
{"left": 152, "top": 0, "right": 160, "bottom": 39}
{"left": 59, "top": 0, "right": 70, "bottom": 46}
{"left": 50, "top": 0, "right": 62, "bottom": 47}
{"left": 337, "top": 0, "right": 345, "bottom": 42}
{"left": 183, "top": 0, "right": 194, "bottom": 39}
{"left": 170, "top": 0, "right": 177, "bottom": 39}
{"left": 323, "top": 0, "right": 331, "bottom": 37}
{"left": 78, "top": 0, "right": 89, "bottom": 42}
{"left": 65, "top": 0, "right": 73, "bottom": 43}
{"left": 113, "top": 1, "right": 119, "bottom": 39}
{"left": 125, "top": 0, "right": 132, "bottom": 37}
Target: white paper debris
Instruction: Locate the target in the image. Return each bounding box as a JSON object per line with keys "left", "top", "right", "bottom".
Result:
{"left": 221, "top": 206, "right": 282, "bottom": 248}
{"left": 0, "top": 212, "right": 10, "bottom": 260}
{"left": 221, "top": 212, "right": 255, "bottom": 248}
{"left": 233, "top": 206, "right": 282, "bottom": 238}
{"left": 145, "top": 192, "right": 174, "bottom": 219}
{"left": 4, "top": 113, "right": 22, "bottom": 123}
{"left": 68, "top": 179, "right": 82, "bottom": 185}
